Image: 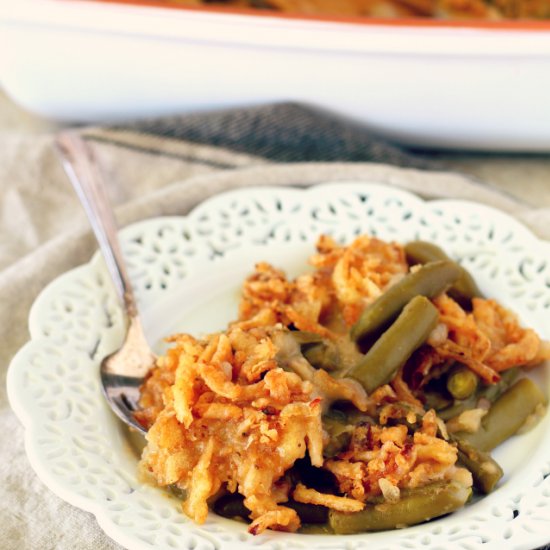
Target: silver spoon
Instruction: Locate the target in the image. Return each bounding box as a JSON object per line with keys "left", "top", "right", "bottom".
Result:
{"left": 55, "top": 132, "right": 153, "bottom": 434}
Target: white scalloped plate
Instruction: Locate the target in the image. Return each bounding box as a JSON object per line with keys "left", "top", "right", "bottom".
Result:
{"left": 7, "top": 183, "right": 550, "bottom": 550}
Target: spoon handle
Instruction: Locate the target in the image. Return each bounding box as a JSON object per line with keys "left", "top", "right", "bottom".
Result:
{"left": 55, "top": 132, "right": 137, "bottom": 318}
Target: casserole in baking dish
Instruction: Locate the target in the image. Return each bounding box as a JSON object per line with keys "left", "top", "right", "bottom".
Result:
{"left": 1, "top": 0, "right": 550, "bottom": 150}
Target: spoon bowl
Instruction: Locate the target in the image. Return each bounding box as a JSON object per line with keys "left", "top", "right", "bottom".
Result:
{"left": 100, "top": 315, "right": 153, "bottom": 434}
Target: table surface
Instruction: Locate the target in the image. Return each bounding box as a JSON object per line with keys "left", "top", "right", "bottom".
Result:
{"left": 2, "top": 90, "right": 550, "bottom": 208}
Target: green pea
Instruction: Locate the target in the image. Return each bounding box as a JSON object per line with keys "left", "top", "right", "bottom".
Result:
{"left": 447, "top": 365, "right": 479, "bottom": 400}
{"left": 438, "top": 367, "right": 519, "bottom": 421}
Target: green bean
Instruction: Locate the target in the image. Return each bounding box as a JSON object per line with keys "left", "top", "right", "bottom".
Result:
{"left": 213, "top": 493, "right": 250, "bottom": 519}
{"left": 303, "top": 341, "right": 340, "bottom": 372}
{"left": 326, "top": 404, "right": 376, "bottom": 428}
{"left": 405, "top": 241, "right": 482, "bottom": 308}
{"left": 437, "top": 395, "right": 478, "bottom": 421}
{"left": 483, "top": 367, "right": 519, "bottom": 402}
{"left": 213, "top": 493, "right": 328, "bottom": 524}
{"left": 342, "top": 408, "right": 376, "bottom": 426}
{"left": 350, "top": 260, "right": 461, "bottom": 343}
{"left": 348, "top": 296, "right": 439, "bottom": 393}
{"left": 405, "top": 241, "right": 449, "bottom": 265}
{"left": 290, "top": 457, "right": 339, "bottom": 494}
{"left": 288, "top": 501, "right": 329, "bottom": 524}
{"left": 289, "top": 331, "right": 324, "bottom": 345}
{"left": 447, "top": 365, "right": 479, "bottom": 400}
{"left": 453, "top": 437, "right": 503, "bottom": 494}
{"left": 329, "top": 481, "right": 471, "bottom": 534}
{"left": 455, "top": 378, "right": 546, "bottom": 451}
{"left": 299, "top": 524, "right": 334, "bottom": 534}
{"left": 437, "top": 367, "right": 519, "bottom": 421}
{"left": 423, "top": 389, "right": 453, "bottom": 411}
{"left": 167, "top": 485, "right": 187, "bottom": 500}
{"left": 322, "top": 415, "right": 353, "bottom": 458}
{"left": 324, "top": 407, "right": 349, "bottom": 423}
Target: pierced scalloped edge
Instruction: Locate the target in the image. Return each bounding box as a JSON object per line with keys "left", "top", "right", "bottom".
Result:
{"left": 7, "top": 182, "right": 550, "bottom": 550}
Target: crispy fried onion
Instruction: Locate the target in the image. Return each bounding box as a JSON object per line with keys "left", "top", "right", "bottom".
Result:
{"left": 141, "top": 326, "right": 340, "bottom": 534}
{"left": 472, "top": 298, "right": 550, "bottom": 370}
{"left": 293, "top": 483, "right": 364, "bottom": 512}
{"left": 238, "top": 235, "right": 407, "bottom": 335}
{"left": 325, "top": 410, "right": 472, "bottom": 503}
{"left": 134, "top": 349, "right": 179, "bottom": 429}
{"left": 238, "top": 261, "right": 333, "bottom": 338}
{"left": 310, "top": 235, "right": 407, "bottom": 326}
{"left": 407, "top": 294, "right": 550, "bottom": 388}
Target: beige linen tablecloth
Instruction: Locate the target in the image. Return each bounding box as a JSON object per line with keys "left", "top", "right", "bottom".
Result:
{"left": 2, "top": 131, "right": 550, "bottom": 549}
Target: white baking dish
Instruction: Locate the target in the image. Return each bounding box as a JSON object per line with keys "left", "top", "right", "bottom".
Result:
{"left": 1, "top": 0, "right": 550, "bottom": 150}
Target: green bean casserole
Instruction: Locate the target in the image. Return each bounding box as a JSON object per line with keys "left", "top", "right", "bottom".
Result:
{"left": 136, "top": 235, "right": 549, "bottom": 535}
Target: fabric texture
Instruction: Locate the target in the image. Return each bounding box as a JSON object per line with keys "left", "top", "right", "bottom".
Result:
{"left": 108, "top": 103, "right": 438, "bottom": 167}
{"left": 1, "top": 103, "right": 549, "bottom": 550}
